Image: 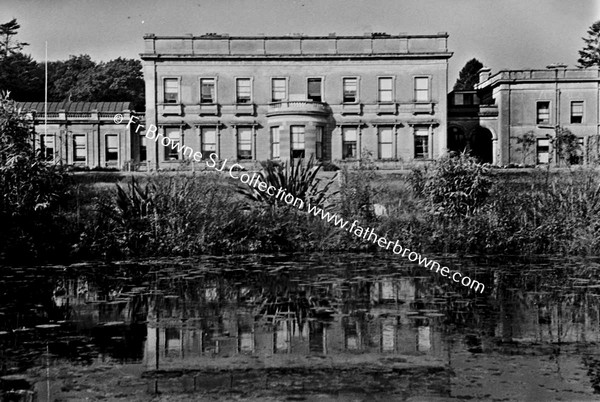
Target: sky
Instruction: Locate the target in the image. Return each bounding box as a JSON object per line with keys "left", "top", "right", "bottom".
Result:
{"left": 1, "top": 0, "right": 599, "bottom": 82}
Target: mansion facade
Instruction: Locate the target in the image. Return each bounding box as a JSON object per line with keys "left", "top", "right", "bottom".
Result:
{"left": 140, "top": 33, "right": 452, "bottom": 170}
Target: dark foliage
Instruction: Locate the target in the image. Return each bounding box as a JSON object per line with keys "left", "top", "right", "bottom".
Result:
{"left": 454, "top": 58, "right": 484, "bottom": 90}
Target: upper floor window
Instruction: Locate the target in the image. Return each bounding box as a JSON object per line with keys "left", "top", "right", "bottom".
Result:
{"left": 571, "top": 101, "right": 583, "bottom": 124}
{"left": 73, "top": 134, "right": 86, "bottom": 162}
{"left": 414, "top": 77, "right": 430, "bottom": 102}
{"left": 307, "top": 78, "right": 322, "bottom": 102}
{"left": 236, "top": 78, "right": 252, "bottom": 104}
{"left": 536, "top": 101, "right": 550, "bottom": 124}
{"left": 200, "top": 78, "right": 216, "bottom": 104}
{"left": 378, "top": 77, "right": 393, "bottom": 103}
{"left": 164, "top": 78, "right": 179, "bottom": 104}
{"left": 271, "top": 78, "right": 287, "bottom": 102}
{"left": 343, "top": 77, "right": 358, "bottom": 103}
{"left": 342, "top": 127, "right": 357, "bottom": 159}
{"left": 291, "top": 125, "right": 305, "bottom": 159}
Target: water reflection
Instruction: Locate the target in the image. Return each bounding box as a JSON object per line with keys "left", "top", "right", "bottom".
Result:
{"left": 1, "top": 255, "right": 600, "bottom": 400}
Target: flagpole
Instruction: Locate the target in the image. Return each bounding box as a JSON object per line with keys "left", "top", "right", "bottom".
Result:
{"left": 44, "top": 41, "right": 47, "bottom": 139}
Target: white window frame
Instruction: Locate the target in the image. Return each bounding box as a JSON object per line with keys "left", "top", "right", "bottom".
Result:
{"left": 413, "top": 127, "right": 429, "bottom": 159}
{"left": 342, "top": 76, "right": 359, "bottom": 104}
{"left": 235, "top": 77, "right": 253, "bottom": 104}
{"left": 105, "top": 133, "right": 119, "bottom": 163}
{"left": 377, "top": 76, "right": 394, "bottom": 103}
{"left": 290, "top": 125, "right": 306, "bottom": 159}
{"left": 342, "top": 126, "right": 358, "bottom": 160}
{"left": 73, "top": 134, "right": 86, "bottom": 163}
{"left": 199, "top": 77, "right": 218, "bottom": 104}
{"left": 414, "top": 76, "right": 430, "bottom": 102}
{"left": 378, "top": 126, "right": 394, "bottom": 160}
{"left": 307, "top": 77, "right": 324, "bottom": 102}
{"left": 237, "top": 126, "right": 253, "bottom": 160}
{"left": 270, "top": 126, "right": 280, "bottom": 159}
{"left": 163, "top": 127, "right": 181, "bottom": 161}
{"left": 200, "top": 126, "right": 217, "bottom": 159}
{"left": 315, "top": 126, "right": 323, "bottom": 160}
{"left": 536, "top": 101, "right": 551, "bottom": 124}
{"left": 570, "top": 101, "right": 584, "bottom": 124}
{"left": 163, "top": 77, "right": 181, "bottom": 104}
{"left": 271, "top": 77, "right": 288, "bottom": 102}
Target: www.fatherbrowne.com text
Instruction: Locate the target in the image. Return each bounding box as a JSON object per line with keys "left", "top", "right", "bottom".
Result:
{"left": 119, "top": 115, "right": 485, "bottom": 293}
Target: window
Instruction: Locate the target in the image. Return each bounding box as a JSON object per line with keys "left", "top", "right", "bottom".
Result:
{"left": 291, "top": 126, "right": 305, "bottom": 159}
{"left": 271, "top": 127, "right": 280, "bottom": 159}
{"left": 414, "top": 128, "right": 429, "bottom": 159}
{"left": 105, "top": 134, "right": 119, "bottom": 162}
{"left": 140, "top": 133, "right": 147, "bottom": 161}
{"left": 237, "top": 127, "right": 252, "bottom": 159}
{"left": 571, "top": 137, "right": 584, "bottom": 165}
{"left": 537, "top": 102, "right": 550, "bottom": 124}
{"left": 271, "top": 78, "right": 287, "bottom": 102}
{"left": 571, "top": 101, "right": 583, "bottom": 124}
{"left": 316, "top": 126, "right": 323, "bottom": 160}
{"left": 164, "top": 78, "right": 179, "bottom": 104}
{"left": 343, "top": 77, "right": 358, "bottom": 103}
{"left": 537, "top": 138, "right": 550, "bottom": 164}
{"left": 200, "top": 127, "right": 217, "bottom": 158}
{"left": 378, "top": 77, "right": 393, "bottom": 103}
{"left": 414, "top": 77, "right": 430, "bottom": 102}
{"left": 40, "top": 134, "right": 54, "bottom": 161}
{"left": 236, "top": 78, "right": 251, "bottom": 104}
{"left": 73, "top": 134, "right": 86, "bottom": 162}
{"left": 378, "top": 127, "right": 393, "bottom": 159}
{"left": 163, "top": 128, "right": 180, "bottom": 160}
{"left": 342, "top": 127, "right": 357, "bottom": 159}
{"left": 200, "top": 78, "right": 216, "bottom": 104}
{"left": 307, "top": 78, "right": 322, "bottom": 102}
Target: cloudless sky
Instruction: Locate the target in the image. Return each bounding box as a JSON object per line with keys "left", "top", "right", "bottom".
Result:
{"left": 1, "top": 0, "right": 599, "bottom": 82}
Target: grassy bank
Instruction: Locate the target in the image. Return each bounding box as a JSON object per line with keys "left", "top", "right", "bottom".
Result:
{"left": 3, "top": 156, "right": 600, "bottom": 264}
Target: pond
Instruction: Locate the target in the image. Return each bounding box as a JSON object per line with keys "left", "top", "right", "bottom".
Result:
{"left": 1, "top": 253, "right": 600, "bottom": 401}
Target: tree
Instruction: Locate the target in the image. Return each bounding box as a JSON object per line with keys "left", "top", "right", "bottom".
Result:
{"left": 454, "top": 58, "right": 484, "bottom": 91}
{"left": 578, "top": 20, "right": 600, "bottom": 68}
{"left": 0, "top": 19, "right": 29, "bottom": 59}
{"left": 0, "top": 52, "right": 44, "bottom": 100}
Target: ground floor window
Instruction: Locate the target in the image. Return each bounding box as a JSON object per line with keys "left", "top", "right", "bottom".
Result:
{"left": 537, "top": 138, "right": 550, "bottom": 164}
{"left": 105, "top": 134, "right": 119, "bottom": 162}
{"left": 237, "top": 127, "right": 252, "bottom": 160}
{"left": 164, "top": 128, "right": 180, "bottom": 160}
{"left": 342, "top": 127, "right": 357, "bottom": 159}
{"left": 201, "top": 127, "right": 217, "bottom": 158}
{"left": 414, "top": 127, "right": 429, "bottom": 159}
{"left": 316, "top": 126, "right": 323, "bottom": 160}
{"left": 570, "top": 137, "right": 584, "bottom": 165}
{"left": 291, "top": 125, "right": 305, "bottom": 159}
{"left": 271, "top": 126, "right": 280, "bottom": 159}
{"left": 139, "top": 133, "right": 147, "bottom": 161}
{"left": 73, "top": 134, "right": 86, "bottom": 162}
{"left": 378, "top": 127, "right": 393, "bottom": 159}
{"left": 40, "top": 134, "right": 54, "bottom": 161}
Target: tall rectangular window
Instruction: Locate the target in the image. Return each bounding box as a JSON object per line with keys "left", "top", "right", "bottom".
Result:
{"left": 163, "top": 128, "right": 180, "bottom": 160}
{"left": 378, "top": 127, "right": 393, "bottom": 159}
{"left": 291, "top": 126, "right": 305, "bottom": 159}
{"left": 200, "top": 127, "right": 217, "bottom": 158}
{"left": 105, "top": 134, "right": 119, "bottom": 162}
{"left": 164, "top": 78, "right": 179, "bottom": 104}
{"left": 343, "top": 77, "right": 358, "bottom": 103}
{"left": 342, "top": 127, "right": 357, "bottom": 159}
{"left": 307, "top": 78, "right": 322, "bottom": 102}
{"left": 571, "top": 137, "right": 584, "bottom": 165}
{"left": 40, "top": 134, "right": 54, "bottom": 161}
{"left": 537, "top": 101, "right": 550, "bottom": 124}
{"left": 571, "top": 101, "right": 583, "bottom": 124}
{"left": 537, "top": 138, "right": 550, "bottom": 164}
{"left": 237, "top": 127, "right": 252, "bottom": 159}
{"left": 378, "top": 77, "right": 393, "bottom": 103}
{"left": 200, "top": 78, "right": 216, "bottom": 104}
{"left": 414, "top": 77, "right": 430, "bottom": 102}
{"left": 140, "top": 133, "right": 147, "bottom": 161}
{"left": 271, "top": 78, "right": 287, "bottom": 102}
{"left": 73, "top": 134, "right": 86, "bottom": 162}
{"left": 271, "top": 126, "right": 280, "bottom": 159}
{"left": 414, "top": 128, "right": 429, "bottom": 159}
{"left": 316, "top": 126, "right": 323, "bottom": 160}
{"left": 236, "top": 78, "right": 251, "bottom": 104}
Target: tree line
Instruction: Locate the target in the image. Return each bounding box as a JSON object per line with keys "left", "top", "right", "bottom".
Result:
{"left": 0, "top": 19, "right": 144, "bottom": 111}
